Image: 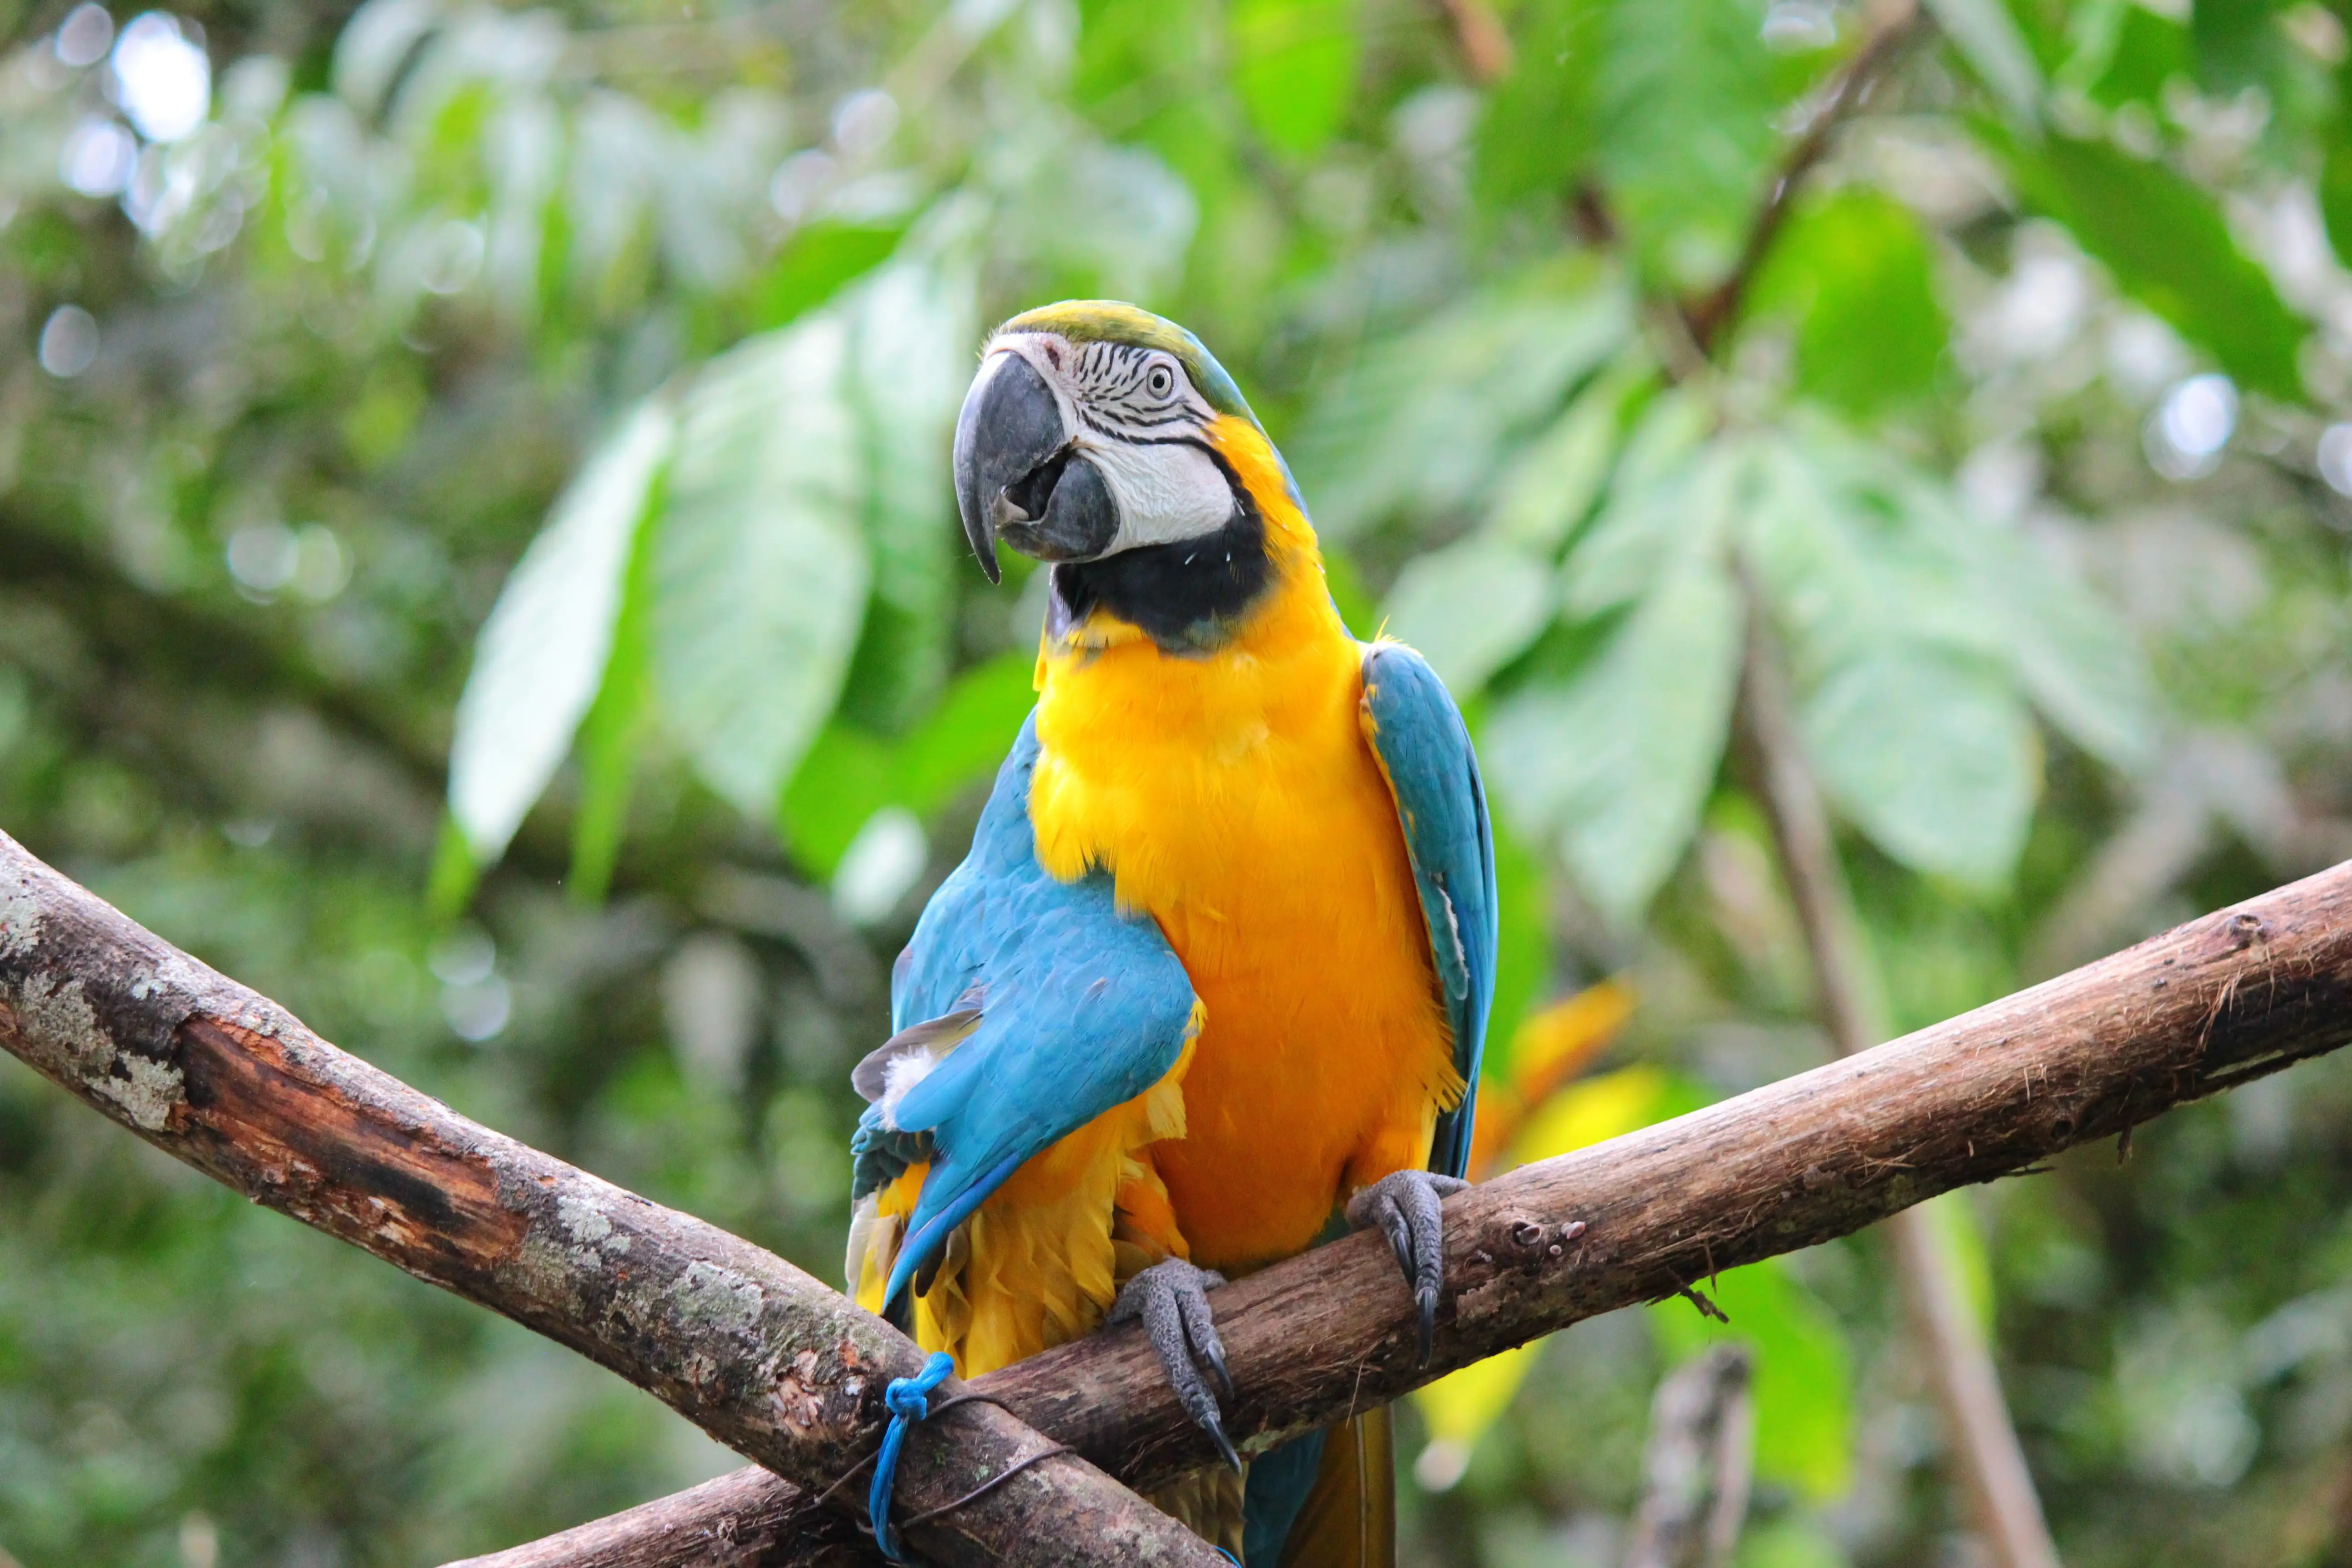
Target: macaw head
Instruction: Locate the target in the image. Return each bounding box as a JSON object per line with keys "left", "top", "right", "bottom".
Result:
{"left": 953, "top": 301, "right": 1307, "bottom": 647}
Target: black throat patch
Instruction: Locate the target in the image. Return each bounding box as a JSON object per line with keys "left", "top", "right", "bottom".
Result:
{"left": 1047, "top": 446, "right": 1274, "bottom": 651}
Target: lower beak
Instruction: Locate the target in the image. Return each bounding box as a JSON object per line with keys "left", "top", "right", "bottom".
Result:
{"left": 952, "top": 353, "right": 1120, "bottom": 583}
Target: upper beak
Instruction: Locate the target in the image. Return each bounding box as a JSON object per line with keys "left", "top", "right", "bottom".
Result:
{"left": 951, "top": 352, "right": 1120, "bottom": 584}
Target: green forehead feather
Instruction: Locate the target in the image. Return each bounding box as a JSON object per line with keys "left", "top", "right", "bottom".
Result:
{"left": 995, "top": 300, "right": 1257, "bottom": 425}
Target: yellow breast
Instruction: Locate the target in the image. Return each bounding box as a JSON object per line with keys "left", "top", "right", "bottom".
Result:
{"left": 1028, "top": 418, "right": 1460, "bottom": 1272}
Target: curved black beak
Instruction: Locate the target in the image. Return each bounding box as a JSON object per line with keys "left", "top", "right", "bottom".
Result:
{"left": 951, "top": 352, "right": 1120, "bottom": 584}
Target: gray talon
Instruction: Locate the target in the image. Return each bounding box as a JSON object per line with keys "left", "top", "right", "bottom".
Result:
{"left": 1110, "top": 1258, "right": 1240, "bottom": 1471}
{"left": 1347, "top": 1170, "right": 1469, "bottom": 1364}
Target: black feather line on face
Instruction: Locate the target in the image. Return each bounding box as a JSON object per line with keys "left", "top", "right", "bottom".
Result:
{"left": 1047, "top": 442, "right": 1272, "bottom": 652}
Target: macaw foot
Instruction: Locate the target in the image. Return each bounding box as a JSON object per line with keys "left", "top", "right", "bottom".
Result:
{"left": 1108, "top": 1257, "right": 1240, "bottom": 1472}
{"left": 1347, "top": 1169, "right": 1471, "bottom": 1365}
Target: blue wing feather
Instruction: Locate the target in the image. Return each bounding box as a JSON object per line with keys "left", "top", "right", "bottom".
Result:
{"left": 1360, "top": 643, "right": 1497, "bottom": 1181}
{"left": 853, "top": 712, "right": 1198, "bottom": 1316}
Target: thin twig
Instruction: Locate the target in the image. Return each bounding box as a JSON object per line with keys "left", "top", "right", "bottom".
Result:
{"left": 1681, "top": 0, "right": 1932, "bottom": 354}
{"left": 1734, "top": 576, "right": 2065, "bottom": 1568}
{"left": 1430, "top": 0, "right": 1514, "bottom": 82}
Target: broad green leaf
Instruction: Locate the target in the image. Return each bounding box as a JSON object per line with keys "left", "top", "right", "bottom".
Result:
{"left": 1651, "top": 1256, "right": 1853, "bottom": 1502}
{"left": 448, "top": 398, "right": 673, "bottom": 863}
{"left": 1380, "top": 538, "right": 1556, "bottom": 694}
{"left": 1472, "top": 0, "right": 1609, "bottom": 211}
{"left": 752, "top": 220, "right": 907, "bottom": 332}
{"left": 1999, "top": 130, "right": 2305, "bottom": 401}
{"left": 2190, "top": 0, "right": 2289, "bottom": 95}
{"left": 1561, "top": 420, "right": 1741, "bottom": 617}
{"left": 2323, "top": 53, "right": 2352, "bottom": 267}
{"left": 837, "top": 261, "right": 980, "bottom": 732}
{"left": 897, "top": 651, "right": 1039, "bottom": 811}
{"left": 1292, "top": 276, "right": 1631, "bottom": 540}
{"left": 1482, "top": 806, "right": 1550, "bottom": 1074}
{"left": 1923, "top": 0, "right": 2045, "bottom": 122}
{"left": 654, "top": 314, "right": 871, "bottom": 820}
{"left": 2079, "top": 1, "right": 2191, "bottom": 105}
{"left": 1982, "top": 537, "right": 2156, "bottom": 773}
{"left": 780, "top": 651, "right": 1037, "bottom": 875}
{"left": 1801, "top": 652, "right": 2039, "bottom": 885}
{"left": 779, "top": 722, "right": 899, "bottom": 875}
{"left": 1229, "top": 0, "right": 1359, "bottom": 156}
{"left": 1739, "top": 1519, "right": 1852, "bottom": 1568}
{"left": 1750, "top": 191, "right": 1948, "bottom": 416}
{"left": 1597, "top": 0, "right": 1779, "bottom": 286}
{"left": 1486, "top": 362, "right": 1641, "bottom": 553}
{"left": 1487, "top": 557, "right": 1744, "bottom": 921}
{"left": 1744, "top": 418, "right": 2154, "bottom": 775}
{"left": 568, "top": 454, "right": 666, "bottom": 906}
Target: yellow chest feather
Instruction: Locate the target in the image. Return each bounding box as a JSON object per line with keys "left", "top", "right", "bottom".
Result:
{"left": 1028, "top": 557, "right": 1459, "bottom": 1270}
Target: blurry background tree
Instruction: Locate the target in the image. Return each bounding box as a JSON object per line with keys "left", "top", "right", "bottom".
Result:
{"left": 3, "top": 0, "right": 2352, "bottom": 1562}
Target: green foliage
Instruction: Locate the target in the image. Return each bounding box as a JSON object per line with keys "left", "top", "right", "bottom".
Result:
{"left": 1999, "top": 129, "right": 2307, "bottom": 401}
{"left": 1651, "top": 1256, "right": 1855, "bottom": 1502}
{"left": 1594, "top": 0, "right": 1786, "bottom": 286}
{"left": 1751, "top": 191, "right": 1949, "bottom": 416}
{"left": 6, "top": 0, "right": 2352, "bottom": 1562}
{"left": 1230, "top": 0, "right": 1359, "bottom": 156}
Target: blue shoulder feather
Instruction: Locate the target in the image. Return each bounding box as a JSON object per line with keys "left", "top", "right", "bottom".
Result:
{"left": 1360, "top": 643, "right": 1497, "bottom": 1180}
{"left": 850, "top": 713, "right": 1198, "bottom": 1316}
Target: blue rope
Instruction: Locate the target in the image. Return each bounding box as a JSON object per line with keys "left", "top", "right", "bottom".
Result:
{"left": 869, "top": 1350, "right": 956, "bottom": 1563}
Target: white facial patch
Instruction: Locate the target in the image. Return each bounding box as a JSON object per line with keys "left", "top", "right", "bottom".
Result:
{"left": 988, "top": 330, "right": 1240, "bottom": 554}
{"left": 1082, "top": 435, "right": 1235, "bottom": 549}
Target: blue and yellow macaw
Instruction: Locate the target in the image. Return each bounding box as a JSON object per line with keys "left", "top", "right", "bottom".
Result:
{"left": 846, "top": 302, "right": 1495, "bottom": 1566}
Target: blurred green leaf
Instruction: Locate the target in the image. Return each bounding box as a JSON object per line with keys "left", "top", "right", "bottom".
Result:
{"left": 1560, "top": 405, "right": 1738, "bottom": 617}
{"left": 1738, "top": 1519, "right": 1852, "bottom": 1568}
{"left": 1743, "top": 417, "right": 2156, "bottom": 774}
{"left": 837, "top": 262, "right": 979, "bottom": 732}
{"left": 1923, "top": 0, "right": 2046, "bottom": 122}
{"left": 1482, "top": 805, "right": 1551, "bottom": 1079}
{"left": 654, "top": 313, "right": 870, "bottom": 821}
{"left": 1802, "top": 651, "right": 2039, "bottom": 885}
{"left": 1486, "top": 360, "right": 1642, "bottom": 553}
{"left": 2079, "top": 2, "right": 2193, "bottom": 105}
{"left": 1229, "top": 0, "right": 1360, "bottom": 156}
{"left": 1998, "top": 129, "right": 2305, "bottom": 401}
{"left": 1292, "top": 274, "right": 1631, "bottom": 540}
{"left": 1380, "top": 539, "right": 1556, "bottom": 694}
{"left": 781, "top": 652, "right": 1036, "bottom": 874}
{"left": 447, "top": 398, "right": 673, "bottom": 864}
{"left": 753, "top": 221, "right": 907, "bottom": 333}
{"left": 1473, "top": 0, "right": 1609, "bottom": 211}
{"left": 2190, "top": 0, "right": 2289, "bottom": 95}
{"left": 1983, "top": 537, "right": 2158, "bottom": 773}
{"left": 1597, "top": 0, "right": 1780, "bottom": 286}
{"left": 1651, "top": 1256, "right": 1853, "bottom": 1502}
{"left": 1751, "top": 191, "right": 1948, "bottom": 416}
{"left": 1487, "top": 556, "right": 1744, "bottom": 921}
{"left": 568, "top": 458, "right": 666, "bottom": 906}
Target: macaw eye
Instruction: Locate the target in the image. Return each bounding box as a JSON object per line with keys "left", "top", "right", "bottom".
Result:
{"left": 1146, "top": 364, "right": 1174, "bottom": 398}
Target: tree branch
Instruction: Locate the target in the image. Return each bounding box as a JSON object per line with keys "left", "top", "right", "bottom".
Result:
{"left": 1736, "top": 576, "right": 2063, "bottom": 1568}
{"left": 0, "top": 829, "right": 1222, "bottom": 1568}
{"left": 456, "top": 854, "right": 2352, "bottom": 1565}
{"left": 1681, "top": 0, "right": 1931, "bottom": 355}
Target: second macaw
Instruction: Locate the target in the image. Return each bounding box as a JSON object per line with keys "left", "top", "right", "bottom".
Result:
{"left": 846, "top": 301, "right": 1495, "bottom": 1567}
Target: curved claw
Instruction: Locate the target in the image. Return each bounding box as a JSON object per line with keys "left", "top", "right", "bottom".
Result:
{"left": 1109, "top": 1258, "right": 1240, "bottom": 1471}
{"left": 1347, "top": 1170, "right": 1470, "bottom": 1366}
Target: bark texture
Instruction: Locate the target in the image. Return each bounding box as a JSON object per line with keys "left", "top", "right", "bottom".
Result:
{"left": 0, "top": 829, "right": 1220, "bottom": 1568}
{"left": 464, "top": 854, "right": 2352, "bottom": 1566}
